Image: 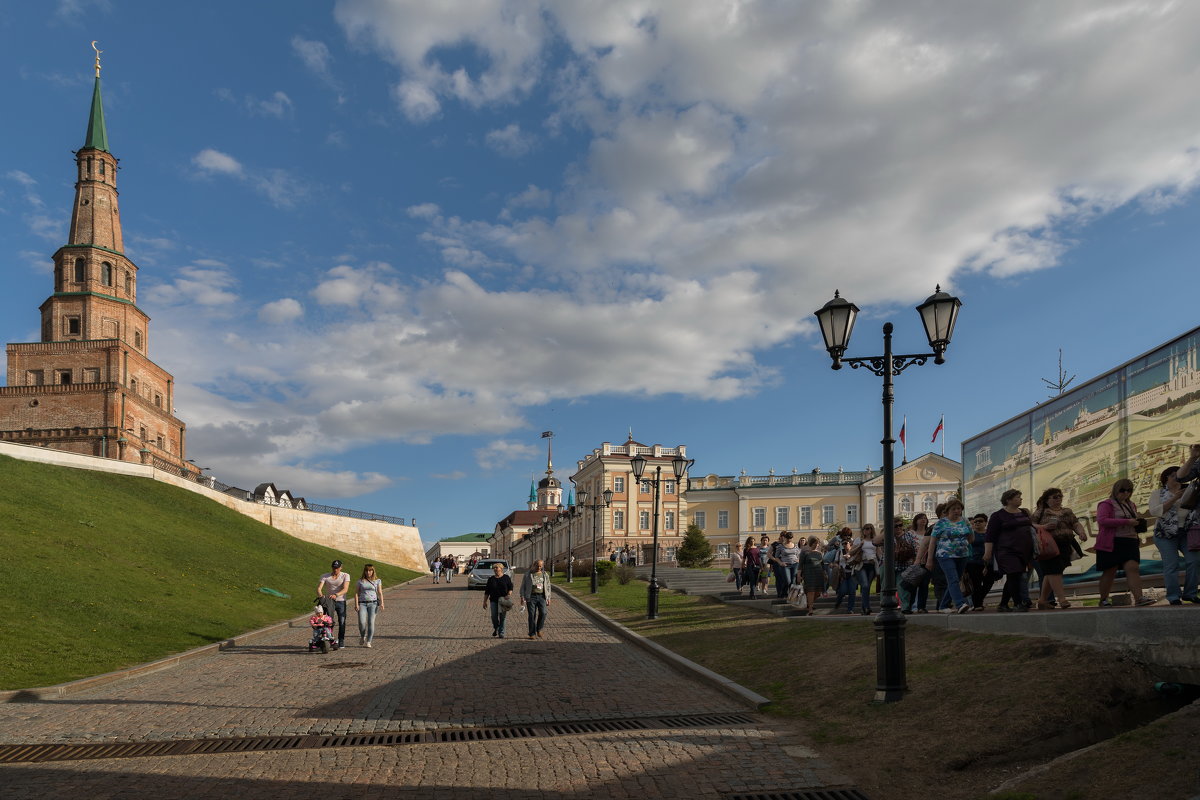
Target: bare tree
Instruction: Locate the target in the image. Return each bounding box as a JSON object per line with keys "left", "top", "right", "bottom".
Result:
{"left": 1041, "top": 349, "right": 1076, "bottom": 397}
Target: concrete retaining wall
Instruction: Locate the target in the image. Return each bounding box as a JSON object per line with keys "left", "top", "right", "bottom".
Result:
{"left": 0, "top": 440, "right": 425, "bottom": 572}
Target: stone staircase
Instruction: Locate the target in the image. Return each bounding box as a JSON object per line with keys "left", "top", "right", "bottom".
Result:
{"left": 633, "top": 565, "right": 814, "bottom": 617}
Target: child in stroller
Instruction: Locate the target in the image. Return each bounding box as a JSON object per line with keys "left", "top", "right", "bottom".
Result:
{"left": 308, "top": 601, "right": 338, "bottom": 653}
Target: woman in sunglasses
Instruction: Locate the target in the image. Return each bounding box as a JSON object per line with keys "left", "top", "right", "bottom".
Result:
{"left": 1095, "top": 478, "right": 1153, "bottom": 607}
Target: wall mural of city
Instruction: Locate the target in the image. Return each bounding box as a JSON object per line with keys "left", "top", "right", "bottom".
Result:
{"left": 963, "top": 325, "right": 1200, "bottom": 582}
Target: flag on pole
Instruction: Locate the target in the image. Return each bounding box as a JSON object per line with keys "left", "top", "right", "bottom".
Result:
{"left": 541, "top": 431, "right": 553, "bottom": 438}
{"left": 932, "top": 415, "right": 944, "bottom": 443}
{"left": 899, "top": 417, "right": 907, "bottom": 463}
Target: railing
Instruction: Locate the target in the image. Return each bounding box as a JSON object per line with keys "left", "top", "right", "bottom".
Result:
{"left": 303, "top": 502, "right": 409, "bottom": 526}
{"left": 689, "top": 470, "right": 880, "bottom": 490}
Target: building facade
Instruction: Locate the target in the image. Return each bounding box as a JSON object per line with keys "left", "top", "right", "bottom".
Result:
{"left": 0, "top": 58, "right": 189, "bottom": 473}
{"left": 684, "top": 453, "right": 962, "bottom": 558}
{"left": 423, "top": 532, "right": 493, "bottom": 574}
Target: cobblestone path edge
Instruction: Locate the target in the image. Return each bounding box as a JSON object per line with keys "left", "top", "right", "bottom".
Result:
{"left": 0, "top": 576, "right": 429, "bottom": 703}
{"left": 554, "top": 585, "right": 771, "bottom": 710}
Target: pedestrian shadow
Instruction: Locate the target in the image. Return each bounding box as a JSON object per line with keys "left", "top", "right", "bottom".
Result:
{"left": 299, "top": 638, "right": 733, "bottom": 726}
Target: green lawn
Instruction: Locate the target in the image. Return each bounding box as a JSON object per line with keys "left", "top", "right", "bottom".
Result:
{"left": 0, "top": 454, "right": 418, "bottom": 688}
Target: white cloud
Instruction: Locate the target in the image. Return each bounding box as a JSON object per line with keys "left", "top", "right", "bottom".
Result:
{"left": 406, "top": 202, "right": 440, "bottom": 219}
{"left": 193, "top": 148, "right": 243, "bottom": 177}
{"left": 292, "top": 36, "right": 333, "bottom": 78}
{"left": 432, "top": 470, "right": 468, "bottom": 480}
{"left": 485, "top": 123, "right": 534, "bottom": 157}
{"left": 144, "top": 264, "right": 239, "bottom": 308}
{"left": 475, "top": 439, "right": 538, "bottom": 471}
{"left": 393, "top": 80, "right": 441, "bottom": 122}
{"left": 259, "top": 298, "right": 304, "bottom": 324}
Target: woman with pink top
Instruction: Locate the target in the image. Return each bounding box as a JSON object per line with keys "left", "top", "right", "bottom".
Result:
{"left": 1095, "top": 478, "right": 1153, "bottom": 607}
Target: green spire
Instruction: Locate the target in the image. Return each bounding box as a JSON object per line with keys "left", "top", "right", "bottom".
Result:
{"left": 529, "top": 481, "right": 537, "bottom": 503}
{"left": 84, "top": 76, "right": 109, "bottom": 153}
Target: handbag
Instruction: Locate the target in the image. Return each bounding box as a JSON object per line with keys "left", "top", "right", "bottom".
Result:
{"left": 1034, "top": 525, "right": 1060, "bottom": 561}
{"left": 1188, "top": 526, "right": 1200, "bottom": 552}
{"left": 497, "top": 596, "right": 514, "bottom": 611}
{"left": 899, "top": 564, "right": 929, "bottom": 590}
{"left": 726, "top": 570, "right": 736, "bottom": 583}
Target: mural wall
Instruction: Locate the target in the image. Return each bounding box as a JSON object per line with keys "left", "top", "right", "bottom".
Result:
{"left": 963, "top": 326, "right": 1200, "bottom": 579}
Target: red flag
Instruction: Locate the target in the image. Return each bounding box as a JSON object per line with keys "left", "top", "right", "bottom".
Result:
{"left": 898, "top": 421, "right": 906, "bottom": 446}
{"left": 931, "top": 416, "right": 944, "bottom": 443}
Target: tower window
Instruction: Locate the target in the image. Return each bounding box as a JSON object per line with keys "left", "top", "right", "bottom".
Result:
{"left": 87, "top": 157, "right": 93, "bottom": 175}
{"left": 139, "top": 426, "right": 147, "bottom": 440}
{"left": 99, "top": 160, "right": 106, "bottom": 176}
{"left": 130, "top": 377, "right": 138, "bottom": 394}
{"left": 26, "top": 370, "right": 44, "bottom": 386}
{"left": 101, "top": 262, "right": 113, "bottom": 286}
{"left": 125, "top": 272, "right": 132, "bottom": 294}
{"left": 134, "top": 330, "right": 143, "bottom": 349}
{"left": 154, "top": 393, "right": 162, "bottom": 408}
{"left": 57, "top": 370, "right": 73, "bottom": 385}
{"left": 84, "top": 368, "right": 100, "bottom": 383}
{"left": 156, "top": 435, "right": 165, "bottom": 449}
{"left": 66, "top": 317, "right": 81, "bottom": 336}
{"left": 74, "top": 258, "right": 85, "bottom": 283}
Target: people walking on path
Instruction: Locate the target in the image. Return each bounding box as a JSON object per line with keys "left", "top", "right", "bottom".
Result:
{"left": 482, "top": 562, "right": 514, "bottom": 638}
{"left": 893, "top": 520, "right": 919, "bottom": 612}
{"left": 851, "top": 525, "right": 879, "bottom": 615}
{"left": 355, "top": 564, "right": 384, "bottom": 647}
{"left": 729, "top": 543, "right": 744, "bottom": 591}
{"left": 521, "top": 559, "right": 552, "bottom": 639}
{"left": 926, "top": 499, "right": 973, "bottom": 614}
{"left": 985, "top": 490, "right": 1033, "bottom": 612}
{"left": 773, "top": 532, "right": 800, "bottom": 598}
{"left": 741, "top": 537, "right": 762, "bottom": 599}
{"left": 317, "top": 559, "right": 350, "bottom": 647}
{"left": 910, "top": 513, "right": 933, "bottom": 613}
{"left": 1151, "top": 446, "right": 1200, "bottom": 605}
{"left": 1030, "top": 488, "right": 1086, "bottom": 610}
{"left": 1096, "top": 478, "right": 1153, "bottom": 607}
{"left": 799, "top": 536, "right": 826, "bottom": 614}
{"left": 757, "top": 534, "right": 772, "bottom": 595}
{"left": 431, "top": 559, "right": 442, "bottom": 584}
{"left": 965, "top": 513, "right": 996, "bottom": 610}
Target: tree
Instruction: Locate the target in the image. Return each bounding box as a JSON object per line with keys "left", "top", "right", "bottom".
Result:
{"left": 675, "top": 523, "right": 715, "bottom": 568}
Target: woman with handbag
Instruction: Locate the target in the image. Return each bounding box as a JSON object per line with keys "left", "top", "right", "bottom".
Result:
{"left": 729, "top": 545, "right": 745, "bottom": 591}
{"left": 1031, "top": 488, "right": 1087, "bottom": 610}
{"left": 910, "top": 514, "right": 935, "bottom": 613}
{"left": 1150, "top": 464, "right": 1200, "bottom": 605}
{"left": 741, "top": 537, "right": 762, "bottom": 599}
{"left": 984, "top": 489, "right": 1034, "bottom": 612}
{"left": 926, "top": 499, "right": 974, "bottom": 614}
{"left": 482, "top": 562, "right": 514, "bottom": 638}
{"left": 1096, "top": 478, "right": 1153, "bottom": 607}
{"left": 799, "top": 536, "right": 827, "bottom": 615}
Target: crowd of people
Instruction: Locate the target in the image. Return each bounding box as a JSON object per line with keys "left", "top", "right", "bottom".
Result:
{"left": 729, "top": 444, "right": 1200, "bottom": 613}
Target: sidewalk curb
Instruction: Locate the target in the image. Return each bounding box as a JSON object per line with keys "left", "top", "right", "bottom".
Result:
{"left": 555, "top": 586, "right": 771, "bottom": 710}
{"left": 0, "top": 576, "right": 426, "bottom": 703}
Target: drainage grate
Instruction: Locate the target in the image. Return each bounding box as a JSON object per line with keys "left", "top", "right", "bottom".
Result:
{"left": 728, "top": 790, "right": 872, "bottom": 800}
{"left": 318, "top": 662, "right": 368, "bottom": 669}
{"left": 0, "top": 712, "right": 761, "bottom": 764}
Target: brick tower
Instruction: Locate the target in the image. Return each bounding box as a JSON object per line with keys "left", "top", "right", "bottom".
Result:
{"left": 0, "top": 47, "right": 188, "bottom": 470}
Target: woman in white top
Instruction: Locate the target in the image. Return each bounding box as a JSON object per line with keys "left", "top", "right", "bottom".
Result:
{"left": 850, "top": 525, "right": 879, "bottom": 615}
{"left": 317, "top": 560, "right": 350, "bottom": 648}
{"left": 354, "top": 564, "right": 384, "bottom": 647}
{"left": 729, "top": 545, "right": 745, "bottom": 591}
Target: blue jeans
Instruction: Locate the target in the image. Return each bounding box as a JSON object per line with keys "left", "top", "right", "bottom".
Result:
{"left": 855, "top": 564, "right": 876, "bottom": 612}
{"left": 489, "top": 600, "right": 509, "bottom": 635}
{"left": 772, "top": 563, "right": 790, "bottom": 597}
{"left": 321, "top": 598, "right": 347, "bottom": 645}
{"left": 526, "top": 594, "right": 548, "bottom": 635}
{"left": 937, "top": 556, "right": 967, "bottom": 609}
{"left": 732, "top": 568, "right": 743, "bottom": 590}
{"left": 838, "top": 573, "right": 857, "bottom": 611}
{"left": 1155, "top": 536, "right": 1199, "bottom": 602}
{"left": 357, "top": 600, "right": 378, "bottom": 643}
{"left": 742, "top": 567, "right": 760, "bottom": 597}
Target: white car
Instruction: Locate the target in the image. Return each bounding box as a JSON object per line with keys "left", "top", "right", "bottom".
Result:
{"left": 467, "top": 559, "right": 511, "bottom": 589}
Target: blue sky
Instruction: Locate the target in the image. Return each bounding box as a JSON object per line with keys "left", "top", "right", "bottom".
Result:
{"left": 4, "top": 1, "right": 1200, "bottom": 549}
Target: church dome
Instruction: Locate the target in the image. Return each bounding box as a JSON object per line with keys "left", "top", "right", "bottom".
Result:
{"left": 538, "top": 476, "right": 561, "bottom": 489}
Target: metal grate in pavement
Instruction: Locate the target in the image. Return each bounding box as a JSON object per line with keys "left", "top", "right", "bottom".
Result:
{"left": 318, "top": 662, "right": 368, "bottom": 669}
{"left": 728, "top": 790, "right": 872, "bottom": 800}
{"left": 0, "top": 712, "right": 762, "bottom": 764}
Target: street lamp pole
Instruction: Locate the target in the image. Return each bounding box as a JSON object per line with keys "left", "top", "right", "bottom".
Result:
{"left": 541, "top": 514, "right": 549, "bottom": 575}
{"left": 630, "top": 453, "right": 695, "bottom": 620}
{"left": 577, "top": 487, "right": 614, "bottom": 593}
{"left": 814, "top": 286, "right": 961, "bottom": 704}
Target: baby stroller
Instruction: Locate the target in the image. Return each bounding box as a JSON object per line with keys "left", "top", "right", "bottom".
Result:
{"left": 308, "top": 601, "right": 339, "bottom": 653}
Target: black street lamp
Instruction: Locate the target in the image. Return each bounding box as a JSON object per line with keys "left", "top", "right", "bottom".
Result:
{"left": 541, "top": 513, "right": 549, "bottom": 575}
{"left": 576, "top": 486, "right": 614, "bottom": 593}
{"left": 630, "top": 453, "right": 695, "bottom": 620}
{"left": 814, "top": 285, "right": 961, "bottom": 703}
{"left": 558, "top": 499, "right": 584, "bottom": 583}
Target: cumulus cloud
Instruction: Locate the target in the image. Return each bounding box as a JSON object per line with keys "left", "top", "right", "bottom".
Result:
{"left": 485, "top": 123, "right": 534, "bottom": 157}
{"left": 259, "top": 298, "right": 304, "bottom": 324}
{"left": 192, "top": 149, "right": 307, "bottom": 208}
{"left": 193, "top": 148, "right": 243, "bottom": 177}
{"left": 143, "top": 264, "right": 239, "bottom": 308}
{"left": 393, "top": 80, "right": 440, "bottom": 122}
{"left": 475, "top": 439, "right": 538, "bottom": 471}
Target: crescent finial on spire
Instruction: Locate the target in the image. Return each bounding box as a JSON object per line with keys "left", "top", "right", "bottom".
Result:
{"left": 91, "top": 41, "right": 102, "bottom": 77}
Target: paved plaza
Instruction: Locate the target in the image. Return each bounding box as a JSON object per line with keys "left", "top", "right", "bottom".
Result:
{"left": 0, "top": 580, "right": 853, "bottom": 798}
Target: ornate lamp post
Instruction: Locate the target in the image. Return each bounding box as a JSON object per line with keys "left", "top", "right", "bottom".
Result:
{"left": 558, "top": 499, "right": 584, "bottom": 583}
{"left": 577, "top": 487, "right": 615, "bottom": 593}
{"left": 630, "top": 453, "right": 695, "bottom": 620}
{"left": 814, "top": 285, "right": 961, "bottom": 703}
{"left": 540, "top": 513, "right": 549, "bottom": 575}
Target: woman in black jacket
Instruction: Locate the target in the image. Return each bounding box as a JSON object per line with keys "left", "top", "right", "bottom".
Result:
{"left": 482, "top": 562, "right": 514, "bottom": 638}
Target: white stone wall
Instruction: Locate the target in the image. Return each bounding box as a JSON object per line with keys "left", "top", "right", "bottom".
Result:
{"left": 0, "top": 440, "right": 425, "bottom": 571}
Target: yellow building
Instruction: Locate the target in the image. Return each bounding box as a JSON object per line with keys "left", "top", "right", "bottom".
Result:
{"left": 684, "top": 453, "right": 962, "bottom": 558}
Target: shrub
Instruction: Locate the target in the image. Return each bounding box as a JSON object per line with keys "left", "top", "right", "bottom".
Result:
{"left": 595, "top": 559, "right": 615, "bottom": 586}
{"left": 676, "top": 523, "right": 715, "bottom": 568}
{"left": 614, "top": 564, "right": 636, "bottom": 584}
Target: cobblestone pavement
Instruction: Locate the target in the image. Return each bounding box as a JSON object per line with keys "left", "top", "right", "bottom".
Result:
{"left": 0, "top": 580, "right": 852, "bottom": 798}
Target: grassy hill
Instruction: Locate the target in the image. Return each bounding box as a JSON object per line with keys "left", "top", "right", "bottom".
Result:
{"left": 0, "top": 453, "right": 419, "bottom": 689}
